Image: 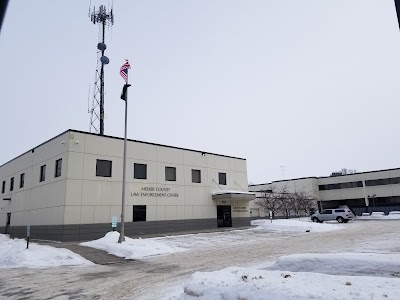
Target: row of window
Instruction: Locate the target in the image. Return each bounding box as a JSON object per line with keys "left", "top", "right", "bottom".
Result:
{"left": 1, "top": 158, "right": 227, "bottom": 194}
{"left": 319, "top": 181, "right": 363, "bottom": 191}
{"left": 365, "top": 177, "right": 400, "bottom": 187}
{"left": 1, "top": 159, "right": 62, "bottom": 194}
{"left": 96, "top": 160, "right": 228, "bottom": 185}
{"left": 319, "top": 176, "right": 400, "bottom": 191}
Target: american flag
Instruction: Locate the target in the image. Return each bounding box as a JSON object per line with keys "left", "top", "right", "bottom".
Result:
{"left": 120, "top": 60, "right": 131, "bottom": 83}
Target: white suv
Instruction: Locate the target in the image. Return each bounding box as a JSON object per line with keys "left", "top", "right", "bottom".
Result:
{"left": 311, "top": 208, "right": 353, "bottom": 223}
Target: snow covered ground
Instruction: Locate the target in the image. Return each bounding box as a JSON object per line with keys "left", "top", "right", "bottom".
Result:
{"left": 80, "top": 231, "right": 186, "bottom": 259}
{"left": 171, "top": 253, "right": 400, "bottom": 300}
{"left": 177, "top": 260, "right": 400, "bottom": 300}
{"left": 1, "top": 219, "right": 399, "bottom": 299}
{"left": 357, "top": 214, "right": 400, "bottom": 220}
{"left": 166, "top": 220, "right": 400, "bottom": 300}
{"left": 251, "top": 218, "right": 344, "bottom": 232}
{"left": 0, "top": 234, "right": 93, "bottom": 268}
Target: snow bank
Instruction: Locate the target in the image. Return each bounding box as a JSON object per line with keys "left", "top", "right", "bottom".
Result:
{"left": 357, "top": 214, "right": 400, "bottom": 220}
{"left": 251, "top": 218, "right": 343, "bottom": 232}
{"left": 80, "top": 231, "right": 186, "bottom": 259}
{"left": 0, "top": 234, "right": 93, "bottom": 268}
{"left": 175, "top": 253, "right": 400, "bottom": 299}
{"left": 177, "top": 267, "right": 400, "bottom": 300}
{"left": 266, "top": 253, "right": 400, "bottom": 278}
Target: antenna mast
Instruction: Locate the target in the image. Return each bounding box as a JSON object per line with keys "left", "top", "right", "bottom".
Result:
{"left": 89, "top": 4, "right": 114, "bottom": 135}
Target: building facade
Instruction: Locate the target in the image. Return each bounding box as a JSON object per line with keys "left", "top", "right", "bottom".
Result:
{"left": 0, "top": 130, "right": 255, "bottom": 241}
{"left": 249, "top": 169, "right": 400, "bottom": 217}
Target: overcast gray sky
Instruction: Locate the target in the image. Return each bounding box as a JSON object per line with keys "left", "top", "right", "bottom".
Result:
{"left": 1, "top": 0, "right": 400, "bottom": 184}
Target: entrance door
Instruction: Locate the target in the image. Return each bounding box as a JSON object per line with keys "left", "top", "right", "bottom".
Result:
{"left": 217, "top": 205, "right": 232, "bottom": 227}
{"left": 5, "top": 213, "right": 11, "bottom": 234}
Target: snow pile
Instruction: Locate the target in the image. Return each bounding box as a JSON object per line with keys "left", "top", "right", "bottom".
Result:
{"left": 175, "top": 253, "right": 400, "bottom": 300}
{"left": 357, "top": 214, "right": 400, "bottom": 220}
{"left": 80, "top": 231, "right": 186, "bottom": 259}
{"left": 251, "top": 218, "right": 343, "bottom": 232}
{"left": 0, "top": 234, "right": 93, "bottom": 268}
{"left": 266, "top": 253, "right": 400, "bottom": 278}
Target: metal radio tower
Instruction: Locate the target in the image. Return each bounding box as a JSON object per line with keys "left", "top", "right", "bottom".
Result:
{"left": 89, "top": 4, "right": 114, "bottom": 135}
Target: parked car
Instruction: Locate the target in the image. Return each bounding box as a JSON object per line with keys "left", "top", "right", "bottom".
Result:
{"left": 311, "top": 208, "right": 353, "bottom": 223}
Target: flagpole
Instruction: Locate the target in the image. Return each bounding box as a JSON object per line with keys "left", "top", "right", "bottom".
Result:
{"left": 118, "top": 70, "right": 129, "bottom": 243}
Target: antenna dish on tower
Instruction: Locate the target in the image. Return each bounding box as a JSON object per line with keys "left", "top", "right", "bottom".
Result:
{"left": 97, "top": 43, "right": 107, "bottom": 51}
{"left": 100, "top": 56, "right": 109, "bottom": 64}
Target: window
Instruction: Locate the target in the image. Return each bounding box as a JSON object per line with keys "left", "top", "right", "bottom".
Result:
{"left": 389, "top": 178, "right": 397, "bottom": 184}
{"left": 133, "top": 205, "right": 146, "bottom": 222}
{"left": 219, "top": 172, "right": 227, "bottom": 185}
{"left": 365, "top": 180, "right": 374, "bottom": 186}
{"left": 321, "top": 210, "right": 332, "bottom": 214}
{"left": 20, "top": 173, "right": 25, "bottom": 188}
{"left": 318, "top": 185, "right": 326, "bottom": 191}
{"left": 382, "top": 178, "right": 390, "bottom": 185}
{"left": 134, "top": 163, "right": 147, "bottom": 179}
{"left": 1, "top": 181, "right": 5, "bottom": 194}
{"left": 165, "top": 167, "right": 176, "bottom": 181}
{"left": 96, "top": 159, "right": 112, "bottom": 177}
{"left": 335, "top": 209, "right": 345, "bottom": 213}
{"left": 192, "top": 169, "right": 201, "bottom": 183}
{"left": 55, "top": 159, "right": 62, "bottom": 178}
{"left": 10, "top": 177, "right": 14, "bottom": 191}
{"left": 345, "top": 182, "right": 353, "bottom": 188}
{"left": 40, "top": 165, "right": 46, "bottom": 182}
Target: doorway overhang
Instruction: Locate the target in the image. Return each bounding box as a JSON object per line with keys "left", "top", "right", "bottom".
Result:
{"left": 212, "top": 190, "right": 256, "bottom": 201}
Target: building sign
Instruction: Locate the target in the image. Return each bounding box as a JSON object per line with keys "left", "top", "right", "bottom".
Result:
{"left": 233, "top": 206, "right": 249, "bottom": 213}
{"left": 131, "top": 186, "right": 179, "bottom": 198}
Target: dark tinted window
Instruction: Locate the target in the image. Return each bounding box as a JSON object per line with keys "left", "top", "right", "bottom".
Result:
{"left": 192, "top": 169, "right": 201, "bottom": 183}
{"left": 1, "top": 181, "right": 5, "bottom": 193}
{"left": 322, "top": 210, "right": 332, "bottom": 214}
{"left": 382, "top": 178, "right": 390, "bottom": 185}
{"left": 165, "top": 167, "right": 176, "bottom": 181}
{"left": 40, "top": 165, "right": 46, "bottom": 182}
{"left": 365, "top": 180, "right": 374, "bottom": 186}
{"left": 389, "top": 178, "right": 397, "bottom": 184}
{"left": 134, "top": 163, "right": 147, "bottom": 179}
{"left": 55, "top": 159, "right": 62, "bottom": 178}
{"left": 10, "top": 177, "right": 14, "bottom": 191}
{"left": 318, "top": 185, "right": 326, "bottom": 191}
{"left": 96, "top": 160, "right": 112, "bottom": 177}
{"left": 20, "top": 173, "right": 25, "bottom": 188}
{"left": 133, "top": 205, "right": 146, "bottom": 222}
{"left": 335, "top": 209, "right": 345, "bottom": 212}
{"left": 219, "top": 172, "right": 227, "bottom": 185}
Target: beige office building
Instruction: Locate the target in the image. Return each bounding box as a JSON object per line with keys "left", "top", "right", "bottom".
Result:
{"left": 0, "top": 130, "right": 255, "bottom": 241}
{"left": 249, "top": 169, "right": 400, "bottom": 217}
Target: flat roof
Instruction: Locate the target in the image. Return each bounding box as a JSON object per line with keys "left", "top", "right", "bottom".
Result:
{"left": 249, "top": 167, "right": 400, "bottom": 187}
{"left": 0, "top": 129, "right": 246, "bottom": 168}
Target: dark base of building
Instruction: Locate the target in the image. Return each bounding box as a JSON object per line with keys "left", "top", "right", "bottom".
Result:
{"left": 1, "top": 217, "right": 256, "bottom": 242}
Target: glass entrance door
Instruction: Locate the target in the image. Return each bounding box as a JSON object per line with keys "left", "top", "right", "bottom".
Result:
{"left": 217, "top": 205, "right": 232, "bottom": 227}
